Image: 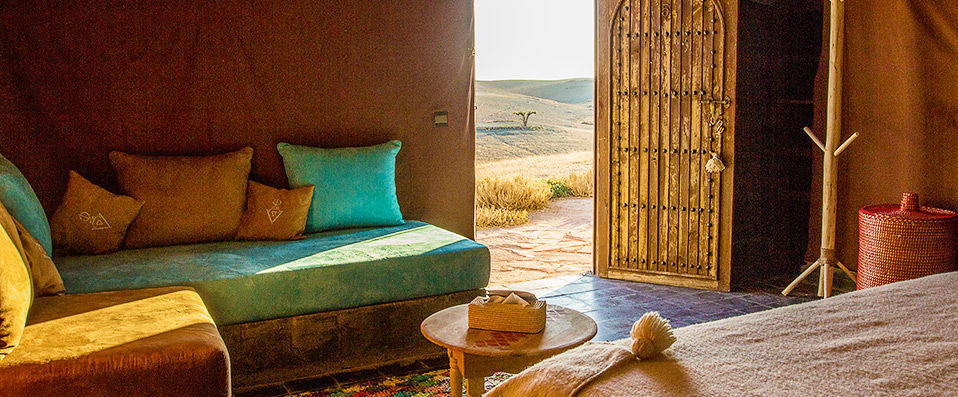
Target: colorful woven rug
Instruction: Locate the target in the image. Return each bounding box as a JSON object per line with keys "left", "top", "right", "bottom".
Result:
{"left": 293, "top": 369, "right": 512, "bottom": 397}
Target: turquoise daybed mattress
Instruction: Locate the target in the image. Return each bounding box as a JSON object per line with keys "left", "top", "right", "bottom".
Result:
{"left": 56, "top": 221, "right": 490, "bottom": 325}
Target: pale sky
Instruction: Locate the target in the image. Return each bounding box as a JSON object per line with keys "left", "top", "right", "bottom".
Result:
{"left": 475, "top": 0, "right": 594, "bottom": 81}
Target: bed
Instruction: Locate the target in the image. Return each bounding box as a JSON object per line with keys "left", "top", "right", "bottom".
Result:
{"left": 489, "top": 272, "right": 958, "bottom": 396}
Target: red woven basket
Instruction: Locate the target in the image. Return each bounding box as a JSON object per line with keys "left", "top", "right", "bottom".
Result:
{"left": 858, "top": 192, "right": 958, "bottom": 290}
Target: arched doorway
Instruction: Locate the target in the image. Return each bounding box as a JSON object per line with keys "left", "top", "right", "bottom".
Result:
{"left": 595, "top": 0, "right": 736, "bottom": 290}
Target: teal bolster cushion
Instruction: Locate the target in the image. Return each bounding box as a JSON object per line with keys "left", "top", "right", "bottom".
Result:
{"left": 0, "top": 154, "right": 52, "bottom": 255}
{"left": 277, "top": 141, "right": 404, "bottom": 232}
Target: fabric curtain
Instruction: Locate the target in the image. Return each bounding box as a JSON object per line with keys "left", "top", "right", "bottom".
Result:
{"left": 0, "top": 1, "right": 478, "bottom": 238}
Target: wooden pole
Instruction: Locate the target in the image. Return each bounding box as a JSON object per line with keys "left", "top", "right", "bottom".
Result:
{"left": 783, "top": 0, "right": 857, "bottom": 298}
{"left": 818, "top": 0, "right": 845, "bottom": 297}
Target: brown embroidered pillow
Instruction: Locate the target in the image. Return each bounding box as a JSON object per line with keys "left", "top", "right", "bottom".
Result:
{"left": 110, "top": 147, "right": 253, "bottom": 248}
{"left": 50, "top": 171, "right": 144, "bottom": 255}
{"left": 13, "top": 218, "right": 64, "bottom": 296}
{"left": 236, "top": 181, "right": 314, "bottom": 241}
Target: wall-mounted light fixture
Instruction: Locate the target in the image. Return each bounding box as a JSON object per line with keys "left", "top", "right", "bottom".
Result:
{"left": 433, "top": 111, "right": 449, "bottom": 127}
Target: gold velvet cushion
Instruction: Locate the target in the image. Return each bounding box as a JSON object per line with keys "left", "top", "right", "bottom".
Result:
{"left": 236, "top": 181, "right": 314, "bottom": 241}
{"left": 0, "top": 287, "right": 231, "bottom": 396}
{"left": 50, "top": 171, "right": 144, "bottom": 255}
{"left": 0, "top": 203, "right": 33, "bottom": 360}
{"left": 110, "top": 147, "right": 253, "bottom": 248}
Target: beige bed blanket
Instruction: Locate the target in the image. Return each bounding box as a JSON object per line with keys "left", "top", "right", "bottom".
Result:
{"left": 488, "top": 272, "right": 958, "bottom": 396}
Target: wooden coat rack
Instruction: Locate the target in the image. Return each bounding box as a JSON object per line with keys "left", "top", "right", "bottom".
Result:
{"left": 782, "top": 0, "right": 858, "bottom": 298}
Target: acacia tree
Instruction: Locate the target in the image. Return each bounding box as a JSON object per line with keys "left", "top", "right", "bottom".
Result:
{"left": 513, "top": 111, "right": 536, "bottom": 127}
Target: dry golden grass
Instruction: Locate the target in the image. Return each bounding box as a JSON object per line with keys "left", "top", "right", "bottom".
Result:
{"left": 475, "top": 170, "right": 595, "bottom": 228}
{"left": 476, "top": 175, "right": 552, "bottom": 211}
{"left": 476, "top": 206, "right": 529, "bottom": 228}
{"left": 556, "top": 169, "right": 594, "bottom": 197}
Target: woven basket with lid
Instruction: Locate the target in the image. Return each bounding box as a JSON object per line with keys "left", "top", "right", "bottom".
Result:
{"left": 857, "top": 192, "right": 958, "bottom": 290}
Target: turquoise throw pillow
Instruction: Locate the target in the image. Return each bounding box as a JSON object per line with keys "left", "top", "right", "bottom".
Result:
{"left": 277, "top": 141, "right": 404, "bottom": 232}
{"left": 0, "top": 154, "right": 53, "bottom": 255}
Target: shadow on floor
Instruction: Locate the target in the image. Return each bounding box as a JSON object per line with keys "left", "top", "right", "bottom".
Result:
{"left": 238, "top": 272, "right": 853, "bottom": 396}
{"left": 494, "top": 272, "right": 852, "bottom": 342}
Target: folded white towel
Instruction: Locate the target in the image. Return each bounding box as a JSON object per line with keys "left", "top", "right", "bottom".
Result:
{"left": 485, "top": 312, "right": 676, "bottom": 397}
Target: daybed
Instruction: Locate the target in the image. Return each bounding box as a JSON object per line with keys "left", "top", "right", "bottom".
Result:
{"left": 56, "top": 221, "right": 491, "bottom": 386}
{"left": 490, "top": 272, "right": 958, "bottom": 396}
{"left": 0, "top": 143, "right": 491, "bottom": 390}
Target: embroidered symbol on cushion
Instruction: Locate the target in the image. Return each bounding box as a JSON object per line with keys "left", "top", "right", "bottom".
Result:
{"left": 78, "top": 211, "right": 112, "bottom": 231}
{"left": 266, "top": 199, "right": 284, "bottom": 224}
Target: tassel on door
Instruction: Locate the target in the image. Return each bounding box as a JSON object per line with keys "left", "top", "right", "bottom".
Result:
{"left": 705, "top": 151, "right": 726, "bottom": 173}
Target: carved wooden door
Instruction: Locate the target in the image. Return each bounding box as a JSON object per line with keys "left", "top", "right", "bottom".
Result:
{"left": 603, "top": 0, "right": 735, "bottom": 289}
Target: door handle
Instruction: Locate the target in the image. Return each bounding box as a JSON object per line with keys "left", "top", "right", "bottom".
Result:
{"left": 699, "top": 98, "right": 731, "bottom": 126}
{"left": 699, "top": 98, "right": 731, "bottom": 106}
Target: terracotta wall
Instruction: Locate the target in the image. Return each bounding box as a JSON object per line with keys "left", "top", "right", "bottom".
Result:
{"left": 806, "top": 1, "right": 958, "bottom": 268}
{"left": 0, "top": 1, "right": 478, "bottom": 238}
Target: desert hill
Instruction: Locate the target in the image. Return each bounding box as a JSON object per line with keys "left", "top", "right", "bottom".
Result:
{"left": 478, "top": 78, "right": 593, "bottom": 104}
{"left": 475, "top": 78, "right": 594, "bottom": 165}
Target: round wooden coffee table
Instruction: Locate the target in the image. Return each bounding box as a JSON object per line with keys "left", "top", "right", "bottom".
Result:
{"left": 421, "top": 304, "right": 597, "bottom": 397}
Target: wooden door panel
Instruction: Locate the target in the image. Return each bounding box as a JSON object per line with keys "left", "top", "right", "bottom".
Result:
{"left": 606, "top": 0, "right": 732, "bottom": 288}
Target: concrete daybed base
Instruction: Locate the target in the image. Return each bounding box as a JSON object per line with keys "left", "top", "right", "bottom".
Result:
{"left": 223, "top": 288, "right": 482, "bottom": 388}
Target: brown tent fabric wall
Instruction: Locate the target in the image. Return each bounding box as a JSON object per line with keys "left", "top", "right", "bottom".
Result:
{"left": 806, "top": 1, "right": 958, "bottom": 269}
{"left": 0, "top": 1, "right": 478, "bottom": 238}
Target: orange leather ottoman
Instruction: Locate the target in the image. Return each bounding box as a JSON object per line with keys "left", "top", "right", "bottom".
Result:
{"left": 0, "top": 287, "right": 230, "bottom": 396}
